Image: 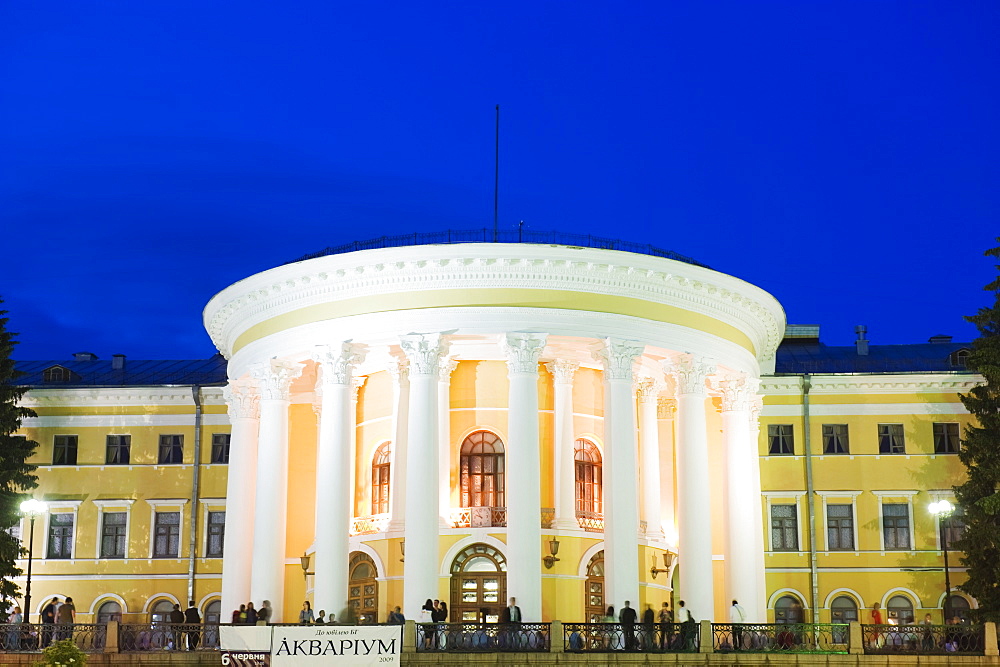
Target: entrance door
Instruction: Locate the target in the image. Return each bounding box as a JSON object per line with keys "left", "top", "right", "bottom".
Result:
{"left": 450, "top": 543, "right": 506, "bottom": 622}
{"left": 348, "top": 552, "right": 378, "bottom": 624}
{"left": 585, "top": 551, "right": 605, "bottom": 622}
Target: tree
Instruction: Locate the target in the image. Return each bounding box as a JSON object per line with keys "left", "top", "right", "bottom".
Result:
{"left": 0, "top": 298, "right": 39, "bottom": 604}
{"left": 955, "top": 239, "right": 1000, "bottom": 621}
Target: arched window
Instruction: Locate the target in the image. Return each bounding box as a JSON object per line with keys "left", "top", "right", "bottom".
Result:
{"left": 831, "top": 596, "right": 858, "bottom": 623}
{"left": 450, "top": 543, "right": 506, "bottom": 623}
{"left": 97, "top": 600, "right": 122, "bottom": 623}
{"left": 203, "top": 600, "right": 222, "bottom": 649}
{"left": 371, "top": 442, "right": 391, "bottom": 515}
{"left": 585, "top": 551, "right": 605, "bottom": 623}
{"left": 42, "top": 366, "right": 71, "bottom": 383}
{"left": 948, "top": 595, "right": 971, "bottom": 623}
{"left": 775, "top": 595, "right": 804, "bottom": 624}
{"left": 150, "top": 599, "right": 175, "bottom": 623}
{"left": 460, "top": 431, "right": 505, "bottom": 509}
{"left": 574, "top": 439, "right": 602, "bottom": 520}
{"left": 886, "top": 595, "right": 914, "bottom": 625}
{"left": 349, "top": 552, "right": 378, "bottom": 625}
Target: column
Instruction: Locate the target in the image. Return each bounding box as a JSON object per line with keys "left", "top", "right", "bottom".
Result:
{"left": 636, "top": 377, "right": 665, "bottom": 541}
{"left": 249, "top": 358, "right": 303, "bottom": 622}
{"left": 594, "top": 338, "right": 644, "bottom": 610}
{"left": 749, "top": 396, "right": 767, "bottom": 622}
{"left": 657, "top": 397, "right": 678, "bottom": 548}
{"left": 665, "top": 354, "right": 716, "bottom": 621}
{"left": 545, "top": 360, "right": 579, "bottom": 531}
{"left": 438, "top": 358, "right": 458, "bottom": 528}
{"left": 350, "top": 376, "right": 365, "bottom": 522}
{"left": 400, "top": 334, "right": 447, "bottom": 620}
{"left": 504, "top": 333, "right": 547, "bottom": 620}
{"left": 221, "top": 377, "right": 260, "bottom": 616}
{"left": 715, "top": 373, "right": 763, "bottom": 621}
{"left": 386, "top": 358, "right": 409, "bottom": 533}
{"left": 313, "top": 343, "right": 366, "bottom": 617}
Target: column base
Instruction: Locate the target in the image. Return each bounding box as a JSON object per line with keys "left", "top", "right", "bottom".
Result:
{"left": 552, "top": 518, "right": 579, "bottom": 530}
{"left": 387, "top": 520, "right": 405, "bottom": 533}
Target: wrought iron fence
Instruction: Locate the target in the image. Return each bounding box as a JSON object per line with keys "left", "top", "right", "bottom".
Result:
{"left": 562, "top": 622, "right": 699, "bottom": 653}
{"left": 120, "top": 622, "right": 217, "bottom": 651}
{"left": 862, "top": 623, "right": 985, "bottom": 655}
{"left": 576, "top": 511, "right": 604, "bottom": 532}
{"left": 416, "top": 622, "right": 549, "bottom": 652}
{"left": 0, "top": 623, "right": 106, "bottom": 652}
{"left": 448, "top": 506, "right": 507, "bottom": 528}
{"left": 712, "top": 623, "right": 849, "bottom": 653}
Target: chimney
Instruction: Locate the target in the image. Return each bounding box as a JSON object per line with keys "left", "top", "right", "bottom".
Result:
{"left": 929, "top": 335, "right": 953, "bottom": 344}
{"left": 73, "top": 352, "right": 98, "bottom": 361}
{"left": 112, "top": 354, "right": 126, "bottom": 370}
{"left": 855, "top": 325, "right": 869, "bottom": 356}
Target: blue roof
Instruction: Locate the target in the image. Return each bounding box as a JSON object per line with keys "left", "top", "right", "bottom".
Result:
{"left": 14, "top": 356, "right": 228, "bottom": 387}
{"left": 775, "top": 341, "right": 972, "bottom": 374}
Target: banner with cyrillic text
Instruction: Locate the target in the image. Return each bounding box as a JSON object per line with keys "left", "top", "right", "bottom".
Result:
{"left": 271, "top": 625, "right": 402, "bottom": 666}
{"left": 220, "top": 625, "right": 273, "bottom": 666}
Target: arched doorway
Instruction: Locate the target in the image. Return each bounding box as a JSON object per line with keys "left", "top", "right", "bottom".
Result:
{"left": 830, "top": 595, "right": 858, "bottom": 623}
{"left": 886, "top": 595, "right": 914, "bottom": 625}
{"left": 371, "top": 442, "right": 391, "bottom": 515}
{"left": 203, "top": 600, "right": 222, "bottom": 649}
{"left": 460, "top": 431, "right": 505, "bottom": 527}
{"left": 948, "top": 595, "right": 971, "bottom": 623}
{"left": 575, "top": 439, "right": 603, "bottom": 530}
{"left": 585, "top": 551, "right": 605, "bottom": 622}
{"left": 349, "top": 552, "right": 378, "bottom": 624}
{"left": 150, "top": 599, "right": 175, "bottom": 623}
{"left": 775, "top": 595, "right": 805, "bottom": 624}
{"left": 96, "top": 600, "right": 122, "bottom": 623}
{"left": 450, "top": 543, "right": 506, "bottom": 622}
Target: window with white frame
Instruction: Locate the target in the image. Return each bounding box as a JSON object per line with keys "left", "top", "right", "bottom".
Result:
{"left": 100, "top": 512, "right": 127, "bottom": 558}
{"left": 827, "top": 504, "right": 855, "bottom": 551}
{"left": 882, "top": 503, "right": 911, "bottom": 550}
{"left": 153, "top": 512, "right": 181, "bottom": 557}
{"left": 770, "top": 504, "right": 799, "bottom": 551}
{"left": 47, "top": 513, "right": 74, "bottom": 559}
{"left": 878, "top": 424, "right": 905, "bottom": 454}
{"left": 207, "top": 511, "right": 225, "bottom": 557}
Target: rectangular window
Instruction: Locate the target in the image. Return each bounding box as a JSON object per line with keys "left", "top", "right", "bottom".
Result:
{"left": 822, "top": 424, "right": 850, "bottom": 454}
{"left": 211, "top": 434, "right": 231, "bottom": 464}
{"left": 943, "top": 508, "right": 967, "bottom": 549}
{"left": 153, "top": 511, "right": 181, "bottom": 557}
{"left": 770, "top": 504, "right": 799, "bottom": 551}
{"left": 768, "top": 424, "right": 795, "bottom": 455}
{"left": 158, "top": 435, "right": 184, "bottom": 464}
{"left": 100, "top": 512, "right": 127, "bottom": 558}
{"left": 878, "top": 424, "right": 905, "bottom": 454}
{"left": 933, "top": 423, "right": 961, "bottom": 454}
{"left": 47, "top": 514, "right": 74, "bottom": 559}
{"left": 53, "top": 435, "right": 78, "bottom": 465}
{"left": 106, "top": 435, "right": 131, "bottom": 465}
{"left": 882, "top": 503, "right": 911, "bottom": 550}
{"left": 827, "top": 503, "right": 855, "bottom": 551}
{"left": 207, "top": 511, "right": 225, "bottom": 557}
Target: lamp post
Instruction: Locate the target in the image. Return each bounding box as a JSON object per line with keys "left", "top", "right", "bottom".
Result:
{"left": 929, "top": 499, "right": 954, "bottom": 623}
{"left": 19, "top": 499, "right": 47, "bottom": 622}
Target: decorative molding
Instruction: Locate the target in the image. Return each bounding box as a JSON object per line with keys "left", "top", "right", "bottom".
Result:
{"left": 314, "top": 342, "right": 367, "bottom": 386}
{"left": 593, "top": 338, "right": 644, "bottom": 381}
{"left": 503, "top": 333, "right": 547, "bottom": 375}
{"left": 224, "top": 378, "right": 260, "bottom": 421}
{"left": 351, "top": 376, "right": 366, "bottom": 401}
{"left": 249, "top": 359, "right": 303, "bottom": 401}
{"left": 635, "top": 376, "right": 665, "bottom": 403}
{"left": 759, "top": 374, "right": 981, "bottom": 396}
{"left": 20, "top": 386, "right": 228, "bottom": 408}
{"left": 438, "top": 357, "right": 459, "bottom": 382}
{"left": 762, "top": 403, "right": 971, "bottom": 417}
{"left": 399, "top": 333, "right": 449, "bottom": 376}
{"left": 664, "top": 353, "right": 715, "bottom": 396}
{"left": 545, "top": 359, "right": 579, "bottom": 385}
{"left": 713, "top": 373, "right": 760, "bottom": 412}
{"left": 387, "top": 357, "right": 409, "bottom": 384}
{"left": 656, "top": 397, "right": 677, "bottom": 419}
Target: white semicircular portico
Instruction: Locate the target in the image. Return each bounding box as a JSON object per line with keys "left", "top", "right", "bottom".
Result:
{"left": 204, "top": 242, "right": 785, "bottom": 624}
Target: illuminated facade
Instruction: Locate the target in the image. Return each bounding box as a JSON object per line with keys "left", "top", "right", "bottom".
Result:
{"left": 12, "top": 240, "right": 978, "bottom": 627}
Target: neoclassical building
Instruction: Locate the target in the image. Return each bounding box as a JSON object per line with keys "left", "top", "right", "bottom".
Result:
{"left": 13, "top": 236, "right": 978, "bottom": 627}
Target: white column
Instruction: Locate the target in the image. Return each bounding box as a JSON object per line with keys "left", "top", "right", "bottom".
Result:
{"left": 350, "top": 376, "right": 365, "bottom": 522}
{"left": 438, "top": 358, "right": 458, "bottom": 528}
{"left": 313, "top": 343, "right": 366, "bottom": 618}
{"left": 665, "top": 354, "right": 716, "bottom": 620}
{"left": 386, "top": 358, "right": 409, "bottom": 533}
{"left": 636, "top": 377, "right": 665, "bottom": 541}
{"left": 400, "top": 334, "right": 447, "bottom": 620}
{"left": 594, "top": 338, "right": 644, "bottom": 610}
{"left": 248, "top": 359, "right": 303, "bottom": 622}
{"left": 221, "top": 377, "right": 260, "bottom": 617}
{"left": 715, "top": 373, "right": 763, "bottom": 621}
{"left": 504, "top": 333, "right": 547, "bottom": 621}
{"left": 657, "top": 397, "right": 678, "bottom": 548}
{"left": 545, "top": 360, "right": 579, "bottom": 531}
{"left": 749, "top": 396, "right": 767, "bottom": 622}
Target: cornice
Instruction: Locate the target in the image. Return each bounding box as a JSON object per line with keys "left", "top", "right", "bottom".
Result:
{"left": 20, "top": 386, "right": 226, "bottom": 408}
{"left": 204, "top": 244, "right": 785, "bottom": 364}
{"left": 760, "top": 374, "right": 981, "bottom": 396}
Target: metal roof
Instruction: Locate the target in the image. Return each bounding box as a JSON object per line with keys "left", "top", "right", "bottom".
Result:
{"left": 14, "top": 356, "right": 228, "bottom": 387}
{"left": 775, "top": 341, "right": 972, "bottom": 374}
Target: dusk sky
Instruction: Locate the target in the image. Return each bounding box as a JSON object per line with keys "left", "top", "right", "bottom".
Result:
{"left": 2, "top": 2, "right": 997, "bottom": 361}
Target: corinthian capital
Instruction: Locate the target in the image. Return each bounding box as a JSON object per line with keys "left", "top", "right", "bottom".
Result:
{"left": 545, "top": 359, "right": 579, "bottom": 385}
{"left": 503, "top": 333, "right": 548, "bottom": 375}
{"left": 712, "top": 373, "right": 761, "bottom": 412}
{"left": 399, "top": 333, "right": 449, "bottom": 376}
{"left": 224, "top": 378, "right": 260, "bottom": 420}
{"left": 249, "top": 359, "right": 304, "bottom": 401}
{"left": 593, "top": 338, "right": 645, "bottom": 382}
{"left": 387, "top": 356, "right": 409, "bottom": 385}
{"left": 438, "top": 357, "right": 459, "bottom": 382}
{"left": 635, "top": 376, "right": 666, "bottom": 403}
{"left": 664, "top": 354, "right": 715, "bottom": 396}
{"left": 314, "top": 341, "right": 367, "bottom": 386}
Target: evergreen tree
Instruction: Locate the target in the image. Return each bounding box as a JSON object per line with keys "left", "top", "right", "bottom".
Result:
{"left": 955, "top": 240, "right": 1000, "bottom": 621}
{"left": 0, "top": 298, "right": 39, "bottom": 603}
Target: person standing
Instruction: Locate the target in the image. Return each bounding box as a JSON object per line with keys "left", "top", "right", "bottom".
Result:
{"left": 7, "top": 606, "right": 22, "bottom": 650}
{"left": 619, "top": 601, "right": 637, "bottom": 651}
{"left": 641, "top": 604, "right": 655, "bottom": 650}
{"left": 420, "top": 599, "right": 435, "bottom": 649}
{"left": 387, "top": 606, "right": 405, "bottom": 624}
{"left": 184, "top": 600, "right": 201, "bottom": 651}
{"left": 258, "top": 600, "right": 272, "bottom": 625}
{"left": 169, "top": 603, "right": 184, "bottom": 649}
{"left": 41, "top": 597, "right": 58, "bottom": 646}
{"left": 56, "top": 597, "right": 75, "bottom": 642}
{"left": 659, "top": 602, "right": 673, "bottom": 649}
{"left": 730, "top": 599, "right": 747, "bottom": 651}
{"left": 245, "top": 602, "right": 257, "bottom": 625}
{"left": 314, "top": 610, "right": 327, "bottom": 625}
{"left": 500, "top": 597, "right": 522, "bottom": 649}
{"left": 679, "top": 600, "right": 697, "bottom": 651}
{"left": 299, "top": 601, "right": 314, "bottom": 625}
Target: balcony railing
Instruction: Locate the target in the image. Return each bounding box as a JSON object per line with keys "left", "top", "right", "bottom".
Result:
{"left": 862, "top": 623, "right": 985, "bottom": 655}
{"left": 417, "top": 622, "right": 550, "bottom": 652}
{"left": 350, "top": 513, "right": 391, "bottom": 535}
{"left": 120, "top": 623, "right": 220, "bottom": 651}
{"left": 712, "top": 623, "right": 849, "bottom": 653}
{"left": 449, "top": 506, "right": 506, "bottom": 528}
{"left": 576, "top": 510, "right": 604, "bottom": 532}
{"left": 0, "top": 623, "right": 106, "bottom": 652}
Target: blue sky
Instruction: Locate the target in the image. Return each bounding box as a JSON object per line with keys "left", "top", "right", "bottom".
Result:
{"left": 2, "top": 1, "right": 997, "bottom": 360}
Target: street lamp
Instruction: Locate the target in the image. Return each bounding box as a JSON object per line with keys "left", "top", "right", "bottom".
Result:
{"left": 19, "top": 499, "right": 48, "bottom": 622}
{"left": 929, "top": 499, "right": 955, "bottom": 623}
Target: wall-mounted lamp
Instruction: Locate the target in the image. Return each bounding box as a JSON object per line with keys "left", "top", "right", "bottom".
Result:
{"left": 399, "top": 540, "right": 405, "bottom": 562}
{"left": 542, "top": 538, "right": 561, "bottom": 569}
{"left": 650, "top": 552, "right": 674, "bottom": 580}
{"left": 300, "top": 552, "right": 314, "bottom": 581}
